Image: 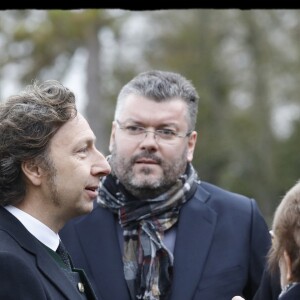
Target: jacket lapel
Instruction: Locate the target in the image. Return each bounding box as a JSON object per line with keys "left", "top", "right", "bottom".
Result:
{"left": 35, "top": 248, "right": 86, "bottom": 299}
{"left": 170, "top": 185, "right": 217, "bottom": 300}
{"left": 0, "top": 207, "right": 83, "bottom": 299}
{"left": 74, "top": 206, "right": 130, "bottom": 300}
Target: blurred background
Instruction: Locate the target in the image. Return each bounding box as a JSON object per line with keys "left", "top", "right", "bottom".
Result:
{"left": 1, "top": 9, "right": 300, "bottom": 225}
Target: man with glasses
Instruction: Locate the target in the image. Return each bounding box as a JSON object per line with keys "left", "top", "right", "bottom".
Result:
{"left": 60, "top": 70, "right": 272, "bottom": 300}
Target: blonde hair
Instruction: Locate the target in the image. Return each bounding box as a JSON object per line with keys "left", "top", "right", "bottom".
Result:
{"left": 267, "top": 180, "right": 300, "bottom": 281}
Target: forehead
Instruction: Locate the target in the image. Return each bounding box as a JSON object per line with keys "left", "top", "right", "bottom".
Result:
{"left": 120, "top": 94, "right": 188, "bottom": 124}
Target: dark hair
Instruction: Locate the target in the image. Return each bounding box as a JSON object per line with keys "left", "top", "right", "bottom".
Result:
{"left": 114, "top": 70, "right": 199, "bottom": 131}
{"left": 0, "top": 79, "right": 77, "bottom": 206}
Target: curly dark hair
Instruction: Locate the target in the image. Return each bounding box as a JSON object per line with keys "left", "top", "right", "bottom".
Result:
{"left": 0, "top": 79, "right": 77, "bottom": 206}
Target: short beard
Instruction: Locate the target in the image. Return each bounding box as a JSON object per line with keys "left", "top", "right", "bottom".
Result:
{"left": 109, "top": 147, "right": 188, "bottom": 199}
{"left": 43, "top": 156, "right": 60, "bottom": 206}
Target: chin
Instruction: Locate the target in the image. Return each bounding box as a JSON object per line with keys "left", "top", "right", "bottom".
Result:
{"left": 77, "top": 204, "right": 94, "bottom": 216}
{"left": 132, "top": 177, "right": 161, "bottom": 189}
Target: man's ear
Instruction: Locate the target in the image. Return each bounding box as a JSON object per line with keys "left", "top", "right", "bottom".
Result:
{"left": 187, "top": 131, "right": 197, "bottom": 162}
{"left": 283, "top": 250, "right": 292, "bottom": 281}
{"left": 109, "top": 122, "right": 117, "bottom": 153}
{"left": 21, "top": 161, "right": 43, "bottom": 186}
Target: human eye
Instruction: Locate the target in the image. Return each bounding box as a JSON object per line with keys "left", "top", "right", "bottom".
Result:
{"left": 77, "top": 146, "right": 89, "bottom": 155}
{"left": 156, "top": 129, "right": 177, "bottom": 139}
{"left": 79, "top": 147, "right": 88, "bottom": 153}
{"left": 76, "top": 142, "right": 92, "bottom": 156}
{"left": 125, "top": 125, "right": 145, "bottom": 135}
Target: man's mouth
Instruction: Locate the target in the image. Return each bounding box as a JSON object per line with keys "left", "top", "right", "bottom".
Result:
{"left": 85, "top": 186, "right": 98, "bottom": 199}
{"left": 135, "top": 158, "right": 158, "bottom": 164}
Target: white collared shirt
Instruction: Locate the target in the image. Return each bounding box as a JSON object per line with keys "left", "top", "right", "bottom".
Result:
{"left": 5, "top": 205, "right": 60, "bottom": 251}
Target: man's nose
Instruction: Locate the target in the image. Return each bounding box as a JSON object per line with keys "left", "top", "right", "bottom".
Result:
{"left": 92, "top": 152, "right": 111, "bottom": 176}
{"left": 139, "top": 130, "right": 159, "bottom": 147}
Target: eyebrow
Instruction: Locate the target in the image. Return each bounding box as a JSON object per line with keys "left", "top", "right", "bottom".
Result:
{"left": 121, "top": 119, "right": 179, "bottom": 128}
{"left": 76, "top": 134, "right": 97, "bottom": 146}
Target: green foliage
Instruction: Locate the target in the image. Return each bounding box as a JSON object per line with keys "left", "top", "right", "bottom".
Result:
{"left": 1, "top": 9, "right": 300, "bottom": 225}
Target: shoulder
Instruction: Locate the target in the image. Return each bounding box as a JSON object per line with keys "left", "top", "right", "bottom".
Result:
{"left": 0, "top": 250, "right": 48, "bottom": 299}
{"left": 280, "top": 283, "right": 300, "bottom": 299}
{"left": 190, "top": 181, "right": 270, "bottom": 245}
{"left": 197, "top": 181, "right": 254, "bottom": 203}
{"left": 193, "top": 181, "right": 263, "bottom": 217}
{"left": 0, "top": 239, "right": 38, "bottom": 278}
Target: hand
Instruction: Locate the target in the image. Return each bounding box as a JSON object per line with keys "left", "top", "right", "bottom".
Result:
{"left": 232, "top": 297, "right": 245, "bottom": 300}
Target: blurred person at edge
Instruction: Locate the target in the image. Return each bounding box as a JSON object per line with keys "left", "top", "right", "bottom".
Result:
{"left": 0, "top": 80, "right": 111, "bottom": 299}
{"left": 61, "top": 70, "right": 271, "bottom": 300}
{"left": 233, "top": 180, "right": 300, "bottom": 300}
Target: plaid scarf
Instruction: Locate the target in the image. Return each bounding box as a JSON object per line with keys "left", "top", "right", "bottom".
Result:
{"left": 97, "top": 163, "right": 198, "bottom": 300}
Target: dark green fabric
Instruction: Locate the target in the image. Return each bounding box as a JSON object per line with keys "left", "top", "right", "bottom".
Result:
{"left": 41, "top": 242, "right": 97, "bottom": 300}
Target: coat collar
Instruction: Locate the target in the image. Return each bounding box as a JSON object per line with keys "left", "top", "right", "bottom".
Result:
{"left": 170, "top": 183, "right": 217, "bottom": 300}
{"left": 0, "top": 207, "right": 88, "bottom": 299}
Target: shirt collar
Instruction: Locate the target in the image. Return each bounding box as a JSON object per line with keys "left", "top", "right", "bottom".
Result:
{"left": 4, "top": 205, "right": 60, "bottom": 251}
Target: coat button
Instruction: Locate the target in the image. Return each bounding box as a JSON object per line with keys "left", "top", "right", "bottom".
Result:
{"left": 77, "top": 282, "right": 85, "bottom": 293}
